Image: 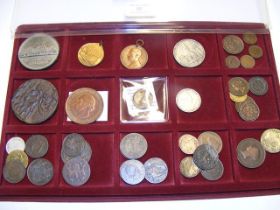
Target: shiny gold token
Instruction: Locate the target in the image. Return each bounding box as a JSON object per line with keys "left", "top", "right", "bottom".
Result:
{"left": 178, "top": 134, "right": 199, "bottom": 155}
{"left": 229, "top": 93, "right": 248, "bottom": 103}
{"left": 261, "top": 128, "right": 280, "bottom": 153}
{"left": 6, "top": 150, "right": 28, "bottom": 168}
{"left": 180, "top": 157, "right": 200, "bottom": 178}
{"left": 249, "top": 45, "right": 263, "bottom": 59}
{"left": 78, "top": 43, "right": 104, "bottom": 67}
{"left": 240, "top": 55, "right": 255, "bottom": 69}
{"left": 120, "top": 39, "right": 148, "bottom": 69}
{"left": 243, "top": 32, "right": 258, "bottom": 45}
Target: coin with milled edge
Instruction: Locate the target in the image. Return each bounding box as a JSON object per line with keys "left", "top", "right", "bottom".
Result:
{"left": 78, "top": 43, "right": 104, "bottom": 67}
{"left": 6, "top": 137, "right": 25, "bottom": 154}
{"left": 18, "top": 33, "right": 59, "bottom": 70}
{"left": 249, "top": 76, "right": 268, "bottom": 96}
{"left": 198, "top": 131, "right": 223, "bottom": 154}
{"left": 3, "top": 160, "right": 26, "bottom": 184}
{"left": 25, "top": 135, "right": 48, "bottom": 158}
{"left": 201, "top": 159, "right": 224, "bottom": 181}
{"left": 225, "top": 55, "right": 240, "bottom": 68}
{"left": 176, "top": 88, "right": 201, "bottom": 113}
{"left": 249, "top": 45, "right": 263, "bottom": 59}
{"left": 6, "top": 150, "right": 29, "bottom": 168}
{"left": 178, "top": 134, "right": 199, "bottom": 155}
{"left": 230, "top": 93, "right": 248, "bottom": 103}
{"left": 11, "top": 79, "right": 58, "bottom": 124}
{"left": 173, "top": 39, "right": 205, "bottom": 68}
{"left": 144, "top": 157, "right": 168, "bottom": 184}
{"left": 27, "top": 158, "right": 53, "bottom": 186}
{"left": 120, "top": 133, "right": 148, "bottom": 159}
{"left": 238, "top": 98, "right": 260, "bottom": 121}
{"left": 193, "top": 144, "right": 219, "bottom": 170}
{"left": 120, "top": 159, "right": 145, "bottom": 185}
{"left": 237, "top": 138, "right": 266, "bottom": 168}
{"left": 228, "top": 77, "right": 249, "bottom": 96}
{"left": 62, "top": 156, "right": 91, "bottom": 186}
{"left": 261, "top": 128, "right": 280, "bottom": 153}
{"left": 243, "top": 32, "right": 258, "bottom": 45}
{"left": 179, "top": 156, "right": 200, "bottom": 178}
{"left": 132, "top": 89, "right": 153, "bottom": 109}
{"left": 240, "top": 55, "right": 255, "bottom": 69}
{"left": 223, "top": 35, "right": 244, "bottom": 54}
{"left": 65, "top": 88, "right": 103, "bottom": 124}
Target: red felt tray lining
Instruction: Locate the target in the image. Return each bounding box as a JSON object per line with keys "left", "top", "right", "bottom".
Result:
{"left": 1, "top": 22, "right": 280, "bottom": 200}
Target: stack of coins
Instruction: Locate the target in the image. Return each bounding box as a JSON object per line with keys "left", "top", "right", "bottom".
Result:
{"left": 179, "top": 131, "right": 224, "bottom": 181}
{"left": 237, "top": 128, "right": 280, "bottom": 168}
{"left": 229, "top": 76, "right": 268, "bottom": 121}
{"left": 61, "top": 133, "right": 92, "bottom": 187}
{"left": 223, "top": 32, "right": 263, "bottom": 69}
{"left": 3, "top": 135, "right": 53, "bottom": 186}
{"left": 119, "top": 133, "right": 168, "bottom": 185}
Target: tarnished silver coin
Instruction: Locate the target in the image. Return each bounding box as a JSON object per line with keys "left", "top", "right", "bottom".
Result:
{"left": 11, "top": 79, "right": 58, "bottom": 124}
{"left": 27, "top": 158, "right": 53, "bottom": 186}
{"left": 120, "top": 133, "right": 148, "bottom": 159}
{"left": 3, "top": 160, "right": 26, "bottom": 184}
{"left": 193, "top": 144, "right": 219, "bottom": 170}
{"left": 6, "top": 137, "right": 25, "bottom": 154}
{"left": 25, "top": 135, "right": 48, "bottom": 158}
{"left": 18, "top": 33, "right": 60, "bottom": 70}
{"left": 62, "top": 156, "right": 91, "bottom": 186}
{"left": 62, "top": 133, "right": 86, "bottom": 158}
{"left": 173, "top": 39, "right": 205, "bottom": 67}
{"left": 176, "top": 88, "right": 201, "bottom": 113}
{"left": 120, "top": 159, "right": 145, "bottom": 185}
{"left": 144, "top": 157, "right": 168, "bottom": 184}
{"left": 249, "top": 76, "right": 268, "bottom": 96}
{"left": 201, "top": 159, "right": 224, "bottom": 181}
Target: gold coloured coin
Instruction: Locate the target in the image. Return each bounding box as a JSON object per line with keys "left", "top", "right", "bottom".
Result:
{"left": 179, "top": 157, "right": 200, "bottom": 178}
{"left": 229, "top": 93, "right": 248, "bottom": 103}
{"left": 78, "top": 43, "right": 104, "bottom": 67}
{"left": 249, "top": 45, "right": 263, "bottom": 59}
{"left": 178, "top": 134, "right": 199, "bottom": 155}
{"left": 225, "top": 55, "right": 240, "bottom": 68}
{"left": 132, "top": 89, "right": 153, "bottom": 110}
{"left": 6, "top": 150, "right": 28, "bottom": 168}
{"left": 243, "top": 32, "right": 258, "bottom": 45}
{"left": 261, "top": 128, "right": 280, "bottom": 153}
{"left": 120, "top": 40, "right": 148, "bottom": 69}
{"left": 240, "top": 55, "right": 255, "bottom": 69}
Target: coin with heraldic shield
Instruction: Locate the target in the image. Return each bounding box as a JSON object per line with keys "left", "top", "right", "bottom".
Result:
{"left": 176, "top": 88, "right": 201, "bottom": 113}
{"left": 261, "top": 128, "right": 280, "bottom": 153}
{"left": 249, "top": 76, "right": 268, "bottom": 96}
{"left": 6, "top": 137, "right": 25, "bottom": 154}
{"left": 193, "top": 144, "right": 219, "bottom": 170}
{"left": 223, "top": 35, "right": 244, "bottom": 54}
{"left": 178, "top": 134, "right": 199, "bottom": 155}
{"left": 78, "top": 42, "right": 104, "bottom": 67}
{"left": 201, "top": 159, "right": 224, "bottom": 181}
{"left": 198, "top": 131, "right": 223, "bottom": 154}
{"left": 179, "top": 156, "right": 200, "bottom": 178}
{"left": 11, "top": 79, "right": 58, "bottom": 124}
{"left": 120, "top": 133, "right": 148, "bottom": 159}
{"left": 65, "top": 88, "right": 103, "bottom": 124}
{"left": 3, "top": 160, "right": 26, "bottom": 184}
{"left": 120, "top": 159, "right": 145, "bottom": 185}
{"left": 25, "top": 135, "right": 49, "bottom": 158}
{"left": 18, "top": 33, "right": 59, "bottom": 70}
{"left": 62, "top": 156, "right": 91, "bottom": 186}
{"left": 173, "top": 39, "right": 205, "bottom": 67}
{"left": 144, "top": 157, "right": 168, "bottom": 184}
{"left": 27, "top": 158, "right": 54, "bottom": 186}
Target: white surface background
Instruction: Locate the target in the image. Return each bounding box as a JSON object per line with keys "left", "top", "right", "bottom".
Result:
{"left": 0, "top": 0, "right": 280, "bottom": 209}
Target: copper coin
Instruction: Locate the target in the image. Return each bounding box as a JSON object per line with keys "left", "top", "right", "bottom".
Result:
{"left": 261, "top": 128, "right": 280, "bottom": 153}
{"left": 3, "top": 160, "right": 26, "bottom": 184}
{"left": 65, "top": 88, "right": 103, "bottom": 124}
{"left": 223, "top": 35, "right": 244, "bottom": 54}
{"left": 237, "top": 138, "right": 266, "bottom": 168}
{"left": 179, "top": 156, "right": 200, "bottom": 178}
{"left": 243, "top": 32, "right": 258, "bottom": 45}
{"left": 193, "top": 144, "right": 219, "bottom": 170}
{"left": 228, "top": 77, "right": 249, "bottom": 96}
{"left": 225, "top": 55, "right": 240, "bottom": 68}
{"left": 11, "top": 79, "right": 58, "bottom": 124}
{"left": 238, "top": 97, "right": 260, "bottom": 121}
{"left": 249, "top": 76, "right": 268, "bottom": 96}
{"left": 240, "top": 55, "right": 255, "bottom": 69}
{"left": 198, "top": 131, "right": 223, "bottom": 154}
{"left": 201, "top": 159, "right": 224, "bottom": 181}
{"left": 178, "top": 134, "right": 199, "bottom": 155}
{"left": 25, "top": 135, "right": 49, "bottom": 158}
{"left": 6, "top": 150, "right": 29, "bottom": 168}
{"left": 249, "top": 45, "right": 263, "bottom": 59}
{"left": 78, "top": 43, "right": 104, "bottom": 67}
{"left": 235, "top": 96, "right": 254, "bottom": 113}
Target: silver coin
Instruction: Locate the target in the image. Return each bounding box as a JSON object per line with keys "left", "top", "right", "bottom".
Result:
{"left": 201, "top": 159, "right": 224, "bottom": 181}
{"left": 144, "top": 157, "right": 168, "bottom": 184}
{"left": 3, "top": 160, "right": 26, "bottom": 184}
{"left": 173, "top": 39, "right": 205, "bottom": 67}
{"left": 27, "top": 158, "right": 53, "bottom": 186}
{"left": 6, "top": 137, "right": 25, "bottom": 154}
{"left": 62, "top": 156, "right": 91, "bottom": 187}
{"left": 25, "top": 135, "right": 49, "bottom": 158}
{"left": 120, "top": 133, "right": 148, "bottom": 159}
{"left": 176, "top": 88, "right": 201, "bottom": 113}
{"left": 249, "top": 76, "right": 268, "bottom": 96}
{"left": 193, "top": 144, "right": 219, "bottom": 170}
{"left": 61, "top": 140, "right": 92, "bottom": 163}
{"left": 62, "top": 133, "right": 86, "bottom": 158}
{"left": 120, "top": 159, "right": 145, "bottom": 185}
{"left": 18, "top": 33, "right": 60, "bottom": 70}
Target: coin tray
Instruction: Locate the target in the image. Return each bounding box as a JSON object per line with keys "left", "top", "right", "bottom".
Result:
{"left": 1, "top": 22, "right": 280, "bottom": 201}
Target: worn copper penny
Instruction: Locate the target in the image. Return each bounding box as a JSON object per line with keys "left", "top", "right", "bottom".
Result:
{"left": 249, "top": 76, "right": 268, "bottom": 96}
{"left": 235, "top": 96, "right": 254, "bottom": 113}
{"left": 243, "top": 32, "right": 258, "bottom": 45}
{"left": 62, "top": 133, "right": 86, "bottom": 158}
{"left": 132, "top": 89, "right": 153, "bottom": 109}
{"left": 65, "top": 88, "right": 103, "bottom": 124}
{"left": 249, "top": 45, "right": 263, "bottom": 59}
{"left": 3, "top": 160, "right": 26, "bottom": 184}
{"left": 178, "top": 134, "right": 199, "bottom": 155}
{"left": 11, "top": 79, "right": 58, "bottom": 124}
{"left": 198, "top": 131, "right": 223, "bottom": 154}
{"left": 6, "top": 150, "right": 29, "bottom": 168}
{"left": 228, "top": 77, "right": 249, "bottom": 96}
{"left": 193, "top": 144, "right": 219, "bottom": 170}
{"left": 225, "top": 55, "right": 240, "bottom": 68}
{"left": 237, "top": 138, "right": 266, "bottom": 168}
{"left": 179, "top": 156, "right": 200, "bottom": 178}
{"left": 230, "top": 93, "right": 248, "bottom": 103}
{"left": 240, "top": 55, "right": 255, "bottom": 69}
{"left": 25, "top": 135, "right": 49, "bottom": 158}
{"left": 78, "top": 43, "right": 104, "bottom": 67}
{"left": 261, "top": 128, "right": 280, "bottom": 153}
{"left": 144, "top": 157, "right": 168, "bottom": 184}
{"left": 223, "top": 35, "right": 244, "bottom": 54}
{"left": 201, "top": 159, "right": 224, "bottom": 181}
{"left": 238, "top": 97, "right": 260, "bottom": 121}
